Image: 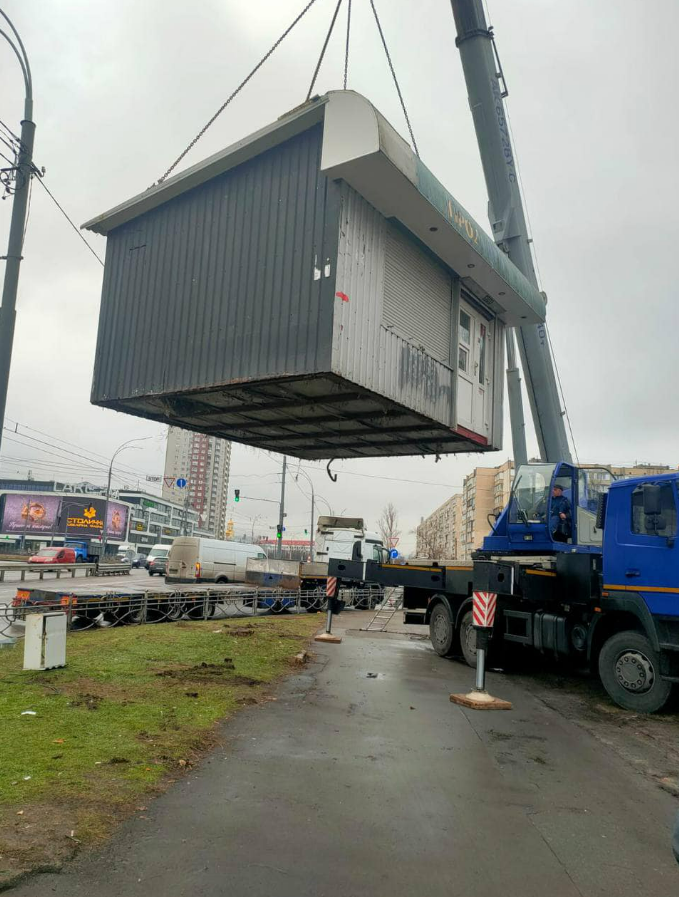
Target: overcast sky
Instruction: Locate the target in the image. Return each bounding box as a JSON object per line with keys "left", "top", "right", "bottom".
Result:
{"left": 0, "top": 0, "right": 677, "bottom": 551}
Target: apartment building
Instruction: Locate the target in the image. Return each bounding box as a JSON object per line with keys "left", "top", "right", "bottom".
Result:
{"left": 416, "top": 493, "right": 463, "bottom": 559}
{"left": 162, "top": 428, "right": 232, "bottom": 539}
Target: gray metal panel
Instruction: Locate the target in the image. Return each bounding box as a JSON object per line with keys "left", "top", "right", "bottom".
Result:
{"left": 91, "top": 125, "right": 338, "bottom": 404}
{"left": 332, "top": 183, "right": 386, "bottom": 389}
{"left": 332, "top": 186, "right": 454, "bottom": 430}
{"left": 383, "top": 223, "right": 451, "bottom": 363}
{"left": 377, "top": 327, "right": 454, "bottom": 428}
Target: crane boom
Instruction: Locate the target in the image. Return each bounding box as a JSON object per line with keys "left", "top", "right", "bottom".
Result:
{"left": 450, "top": 0, "right": 571, "bottom": 463}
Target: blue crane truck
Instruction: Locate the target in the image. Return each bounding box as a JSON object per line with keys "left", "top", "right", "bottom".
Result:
{"left": 330, "top": 462, "right": 679, "bottom": 713}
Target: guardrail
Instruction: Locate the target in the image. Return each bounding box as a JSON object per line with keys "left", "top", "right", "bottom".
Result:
{"left": 0, "top": 562, "right": 97, "bottom": 582}
{"left": 96, "top": 562, "right": 132, "bottom": 576}
{"left": 0, "top": 586, "right": 383, "bottom": 638}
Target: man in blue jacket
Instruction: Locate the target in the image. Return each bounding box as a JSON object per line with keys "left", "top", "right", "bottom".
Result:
{"left": 550, "top": 484, "right": 572, "bottom": 543}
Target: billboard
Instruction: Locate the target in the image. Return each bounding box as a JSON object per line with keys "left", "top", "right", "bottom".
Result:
{"left": 0, "top": 494, "right": 130, "bottom": 539}
{"left": 0, "top": 494, "right": 61, "bottom": 534}
{"left": 63, "top": 498, "right": 129, "bottom": 539}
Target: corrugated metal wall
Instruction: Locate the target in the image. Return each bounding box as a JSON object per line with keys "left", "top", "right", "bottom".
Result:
{"left": 92, "top": 125, "right": 339, "bottom": 403}
{"left": 383, "top": 223, "right": 452, "bottom": 364}
{"left": 333, "top": 185, "right": 454, "bottom": 428}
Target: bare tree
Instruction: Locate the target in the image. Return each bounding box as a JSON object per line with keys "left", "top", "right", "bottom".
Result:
{"left": 416, "top": 528, "right": 448, "bottom": 560}
{"left": 378, "top": 502, "right": 401, "bottom": 548}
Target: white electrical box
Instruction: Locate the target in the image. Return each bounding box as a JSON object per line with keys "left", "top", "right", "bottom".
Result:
{"left": 24, "top": 612, "right": 67, "bottom": 671}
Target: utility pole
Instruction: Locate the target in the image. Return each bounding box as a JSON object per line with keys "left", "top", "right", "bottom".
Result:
{"left": 102, "top": 437, "right": 151, "bottom": 557}
{"left": 0, "top": 9, "right": 34, "bottom": 458}
{"left": 277, "top": 456, "right": 287, "bottom": 559}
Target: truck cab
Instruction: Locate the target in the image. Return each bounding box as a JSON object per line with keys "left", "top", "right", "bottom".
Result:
{"left": 483, "top": 462, "right": 613, "bottom": 555}
{"left": 314, "top": 517, "right": 385, "bottom": 564}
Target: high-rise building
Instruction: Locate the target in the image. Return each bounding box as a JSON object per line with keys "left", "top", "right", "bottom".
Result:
{"left": 162, "top": 428, "right": 231, "bottom": 539}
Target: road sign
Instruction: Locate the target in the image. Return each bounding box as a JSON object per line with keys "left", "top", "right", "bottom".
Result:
{"left": 389, "top": 537, "right": 399, "bottom": 547}
{"left": 145, "top": 475, "right": 162, "bottom": 483}
{"left": 472, "top": 591, "right": 497, "bottom": 628}
{"left": 389, "top": 548, "right": 399, "bottom": 559}
{"left": 176, "top": 478, "right": 187, "bottom": 488}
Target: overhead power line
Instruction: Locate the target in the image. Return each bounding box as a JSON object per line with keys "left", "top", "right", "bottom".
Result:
{"left": 4, "top": 417, "right": 157, "bottom": 477}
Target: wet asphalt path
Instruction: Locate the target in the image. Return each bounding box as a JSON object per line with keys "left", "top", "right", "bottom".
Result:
{"left": 12, "top": 621, "right": 679, "bottom": 897}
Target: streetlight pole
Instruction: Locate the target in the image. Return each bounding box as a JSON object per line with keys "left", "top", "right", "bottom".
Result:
{"left": 294, "top": 467, "right": 317, "bottom": 562}
{"left": 102, "top": 437, "right": 152, "bottom": 557}
{"left": 277, "top": 456, "right": 287, "bottom": 559}
{"left": 0, "top": 9, "right": 34, "bottom": 458}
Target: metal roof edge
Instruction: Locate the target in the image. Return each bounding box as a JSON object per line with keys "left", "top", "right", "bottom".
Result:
{"left": 320, "top": 93, "right": 545, "bottom": 324}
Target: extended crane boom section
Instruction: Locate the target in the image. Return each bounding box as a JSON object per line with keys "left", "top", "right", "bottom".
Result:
{"left": 450, "top": 0, "right": 571, "bottom": 463}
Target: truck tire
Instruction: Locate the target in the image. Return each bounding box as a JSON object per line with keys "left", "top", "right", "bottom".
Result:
{"left": 459, "top": 610, "right": 478, "bottom": 668}
{"left": 429, "top": 602, "right": 455, "bottom": 657}
{"left": 598, "top": 630, "right": 672, "bottom": 713}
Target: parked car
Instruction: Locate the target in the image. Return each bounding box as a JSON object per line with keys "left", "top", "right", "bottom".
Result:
{"left": 29, "top": 547, "right": 77, "bottom": 565}
{"left": 166, "top": 537, "right": 266, "bottom": 584}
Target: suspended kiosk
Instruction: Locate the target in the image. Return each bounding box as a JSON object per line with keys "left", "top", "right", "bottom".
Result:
{"left": 84, "top": 91, "right": 545, "bottom": 460}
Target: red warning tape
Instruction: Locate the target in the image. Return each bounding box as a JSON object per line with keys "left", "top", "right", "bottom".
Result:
{"left": 472, "top": 591, "right": 497, "bottom": 628}
{"left": 326, "top": 576, "right": 338, "bottom": 597}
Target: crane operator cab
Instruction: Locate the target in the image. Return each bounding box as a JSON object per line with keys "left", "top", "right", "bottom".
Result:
{"left": 483, "top": 463, "right": 614, "bottom": 554}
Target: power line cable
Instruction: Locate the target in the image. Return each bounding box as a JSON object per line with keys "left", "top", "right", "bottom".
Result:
{"left": 4, "top": 416, "right": 155, "bottom": 475}
{"left": 0, "top": 117, "right": 21, "bottom": 146}
{"left": 4, "top": 419, "right": 151, "bottom": 478}
{"left": 155, "top": 0, "right": 322, "bottom": 186}
{"left": 2, "top": 429, "right": 156, "bottom": 484}
{"left": 306, "top": 0, "right": 343, "bottom": 100}
{"left": 31, "top": 175, "right": 104, "bottom": 266}
{"left": 368, "top": 0, "right": 419, "bottom": 156}
{"left": 0, "top": 132, "right": 17, "bottom": 154}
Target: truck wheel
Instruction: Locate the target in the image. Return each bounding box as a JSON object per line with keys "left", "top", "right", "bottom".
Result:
{"left": 598, "top": 630, "right": 672, "bottom": 713}
{"left": 429, "top": 603, "right": 454, "bottom": 657}
{"left": 459, "top": 610, "right": 478, "bottom": 668}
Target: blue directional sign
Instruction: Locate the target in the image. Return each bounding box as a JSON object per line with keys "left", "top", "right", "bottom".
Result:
{"left": 176, "top": 478, "right": 187, "bottom": 488}
{"left": 389, "top": 548, "right": 399, "bottom": 559}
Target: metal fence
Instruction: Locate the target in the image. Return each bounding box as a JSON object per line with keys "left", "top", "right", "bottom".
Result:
{"left": 0, "top": 587, "right": 382, "bottom": 641}
{"left": 0, "top": 562, "right": 98, "bottom": 582}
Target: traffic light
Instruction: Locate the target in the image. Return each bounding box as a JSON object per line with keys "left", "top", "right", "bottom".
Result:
{"left": 304, "top": 528, "right": 308, "bottom": 535}
{"left": 276, "top": 524, "right": 283, "bottom": 540}
{"left": 234, "top": 489, "right": 240, "bottom": 502}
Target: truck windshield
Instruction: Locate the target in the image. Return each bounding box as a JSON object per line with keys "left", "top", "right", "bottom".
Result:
{"left": 508, "top": 464, "right": 556, "bottom": 524}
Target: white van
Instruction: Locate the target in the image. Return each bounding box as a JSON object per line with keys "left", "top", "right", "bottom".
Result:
{"left": 166, "top": 537, "right": 267, "bottom": 584}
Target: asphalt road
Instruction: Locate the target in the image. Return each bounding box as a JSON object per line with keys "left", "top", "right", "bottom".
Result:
{"left": 12, "top": 616, "right": 679, "bottom": 896}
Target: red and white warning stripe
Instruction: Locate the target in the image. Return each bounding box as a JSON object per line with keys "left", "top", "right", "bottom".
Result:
{"left": 326, "top": 576, "right": 338, "bottom": 598}
{"left": 472, "top": 591, "right": 498, "bottom": 628}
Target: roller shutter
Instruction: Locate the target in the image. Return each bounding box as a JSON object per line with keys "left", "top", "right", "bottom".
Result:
{"left": 383, "top": 223, "right": 452, "bottom": 364}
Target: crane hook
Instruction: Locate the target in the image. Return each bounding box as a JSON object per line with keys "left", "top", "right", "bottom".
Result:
{"left": 326, "top": 458, "right": 338, "bottom": 483}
